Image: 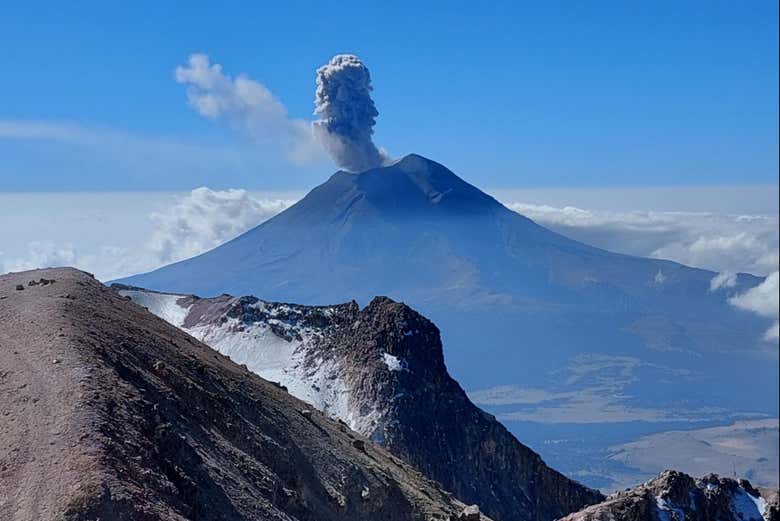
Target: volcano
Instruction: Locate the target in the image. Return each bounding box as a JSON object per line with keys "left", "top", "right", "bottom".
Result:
{"left": 116, "top": 154, "right": 777, "bottom": 485}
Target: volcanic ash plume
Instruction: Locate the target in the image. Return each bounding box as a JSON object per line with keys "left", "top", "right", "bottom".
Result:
{"left": 314, "top": 54, "right": 387, "bottom": 172}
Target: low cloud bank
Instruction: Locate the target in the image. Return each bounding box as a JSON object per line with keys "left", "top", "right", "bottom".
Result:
{"left": 148, "top": 187, "right": 290, "bottom": 264}
{"left": 1, "top": 188, "right": 295, "bottom": 281}
{"left": 2, "top": 191, "right": 777, "bottom": 342}
{"left": 503, "top": 202, "right": 778, "bottom": 344}
{"left": 507, "top": 202, "right": 778, "bottom": 277}
{"left": 729, "top": 272, "right": 779, "bottom": 341}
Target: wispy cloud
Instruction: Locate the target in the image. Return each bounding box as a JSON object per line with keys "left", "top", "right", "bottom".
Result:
{"left": 729, "top": 272, "right": 779, "bottom": 341}
{"left": 0, "top": 118, "right": 292, "bottom": 190}
{"left": 175, "top": 53, "right": 324, "bottom": 165}
{"left": 148, "top": 187, "right": 293, "bottom": 264}
{"left": 1, "top": 54, "right": 333, "bottom": 192}
{"left": 2, "top": 190, "right": 777, "bottom": 329}
{"left": 0, "top": 120, "right": 96, "bottom": 142}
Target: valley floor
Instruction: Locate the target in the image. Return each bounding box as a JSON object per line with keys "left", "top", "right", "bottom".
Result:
{"left": 501, "top": 418, "right": 779, "bottom": 492}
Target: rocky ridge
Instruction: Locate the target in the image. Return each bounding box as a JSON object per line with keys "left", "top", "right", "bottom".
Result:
{"left": 0, "top": 268, "right": 490, "bottom": 521}
{"left": 116, "top": 284, "right": 604, "bottom": 521}
{"left": 558, "top": 470, "right": 778, "bottom": 521}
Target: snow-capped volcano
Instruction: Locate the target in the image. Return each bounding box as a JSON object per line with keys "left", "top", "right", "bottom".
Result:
{"left": 115, "top": 154, "right": 778, "bottom": 486}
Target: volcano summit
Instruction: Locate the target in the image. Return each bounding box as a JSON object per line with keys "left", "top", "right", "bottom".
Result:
{"left": 116, "top": 153, "right": 777, "bottom": 487}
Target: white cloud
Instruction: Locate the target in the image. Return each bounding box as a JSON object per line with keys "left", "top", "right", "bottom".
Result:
{"left": 501, "top": 201, "right": 778, "bottom": 345}
{"left": 175, "top": 54, "right": 323, "bottom": 165}
{"left": 0, "top": 118, "right": 301, "bottom": 191}
{"left": 4, "top": 241, "right": 78, "bottom": 273}
{"left": 709, "top": 271, "right": 737, "bottom": 291}
{"left": 3, "top": 242, "right": 140, "bottom": 281}
{"left": 148, "top": 187, "right": 292, "bottom": 264}
{"left": 0, "top": 120, "right": 94, "bottom": 142}
{"left": 506, "top": 202, "right": 778, "bottom": 276}
{"left": 730, "top": 272, "right": 780, "bottom": 341}
{"left": 1, "top": 189, "right": 295, "bottom": 281}
{"left": 2, "top": 189, "right": 777, "bottom": 302}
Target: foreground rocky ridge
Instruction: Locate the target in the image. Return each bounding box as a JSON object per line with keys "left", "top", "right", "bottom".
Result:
{"left": 0, "top": 268, "right": 487, "bottom": 521}
{"left": 117, "top": 285, "right": 604, "bottom": 521}
{"left": 558, "top": 470, "right": 778, "bottom": 521}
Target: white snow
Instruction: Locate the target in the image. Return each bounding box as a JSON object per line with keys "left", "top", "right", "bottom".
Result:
{"left": 119, "top": 289, "right": 190, "bottom": 327}
{"left": 655, "top": 484, "right": 768, "bottom": 521}
{"left": 749, "top": 495, "right": 768, "bottom": 518}
{"left": 184, "top": 315, "right": 360, "bottom": 428}
{"left": 187, "top": 317, "right": 303, "bottom": 393}
{"left": 730, "top": 487, "right": 766, "bottom": 521}
{"left": 193, "top": 315, "right": 384, "bottom": 436}
{"left": 655, "top": 494, "right": 685, "bottom": 521}
{"left": 382, "top": 352, "right": 407, "bottom": 371}
{"left": 123, "top": 289, "right": 383, "bottom": 437}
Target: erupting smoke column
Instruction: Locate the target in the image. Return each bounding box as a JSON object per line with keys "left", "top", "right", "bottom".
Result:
{"left": 314, "top": 54, "right": 387, "bottom": 172}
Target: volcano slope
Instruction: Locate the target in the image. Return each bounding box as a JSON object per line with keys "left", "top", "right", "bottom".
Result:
{"left": 0, "top": 268, "right": 486, "bottom": 521}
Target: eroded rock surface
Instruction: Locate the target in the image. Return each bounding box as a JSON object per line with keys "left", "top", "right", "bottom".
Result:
{"left": 558, "top": 470, "right": 779, "bottom": 521}
{"left": 117, "top": 285, "right": 604, "bottom": 521}
{"left": 0, "top": 268, "right": 487, "bottom": 521}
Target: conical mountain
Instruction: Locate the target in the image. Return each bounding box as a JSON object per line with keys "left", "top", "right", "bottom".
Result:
{"left": 116, "top": 154, "right": 777, "bottom": 487}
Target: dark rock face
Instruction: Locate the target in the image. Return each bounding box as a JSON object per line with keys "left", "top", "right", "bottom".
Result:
{"left": 112, "top": 154, "right": 775, "bottom": 435}
{"left": 559, "top": 470, "right": 779, "bottom": 521}
{"left": 314, "top": 297, "right": 605, "bottom": 521}
{"left": 0, "top": 268, "right": 486, "bottom": 521}
{"left": 117, "top": 286, "right": 604, "bottom": 521}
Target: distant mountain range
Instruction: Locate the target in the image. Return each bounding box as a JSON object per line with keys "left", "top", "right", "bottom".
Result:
{"left": 114, "top": 154, "right": 778, "bottom": 487}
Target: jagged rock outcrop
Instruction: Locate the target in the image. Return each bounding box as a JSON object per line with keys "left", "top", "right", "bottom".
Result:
{"left": 0, "top": 268, "right": 490, "bottom": 521}
{"left": 558, "top": 470, "right": 779, "bottom": 521}
{"left": 116, "top": 285, "right": 604, "bottom": 521}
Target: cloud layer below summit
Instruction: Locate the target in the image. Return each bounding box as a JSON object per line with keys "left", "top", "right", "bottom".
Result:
{"left": 2, "top": 187, "right": 776, "bottom": 284}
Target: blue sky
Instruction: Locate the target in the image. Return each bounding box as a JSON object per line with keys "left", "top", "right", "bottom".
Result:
{"left": 1, "top": 1, "right": 777, "bottom": 190}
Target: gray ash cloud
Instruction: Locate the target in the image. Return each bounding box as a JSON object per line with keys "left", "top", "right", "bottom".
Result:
{"left": 314, "top": 54, "right": 388, "bottom": 172}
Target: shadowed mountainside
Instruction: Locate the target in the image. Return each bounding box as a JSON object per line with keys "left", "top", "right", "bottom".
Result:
{"left": 116, "top": 284, "right": 604, "bottom": 521}
{"left": 0, "top": 268, "right": 489, "bottom": 521}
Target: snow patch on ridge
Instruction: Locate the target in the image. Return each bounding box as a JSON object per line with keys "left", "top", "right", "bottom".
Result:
{"left": 655, "top": 494, "right": 686, "bottom": 521}
{"left": 729, "top": 487, "right": 766, "bottom": 521}
{"left": 382, "top": 352, "right": 407, "bottom": 372}
{"left": 186, "top": 311, "right": 367, "bottom": 430}
{"left": 120, "top": 289, "right": 382, "bottom": 435}
{"left": 120, "top": 289, "right": 191, "bottom": 327}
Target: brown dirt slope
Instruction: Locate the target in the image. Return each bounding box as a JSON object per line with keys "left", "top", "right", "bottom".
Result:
{"left": 0, "top": 268, "right": 486, "bottom": 521}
